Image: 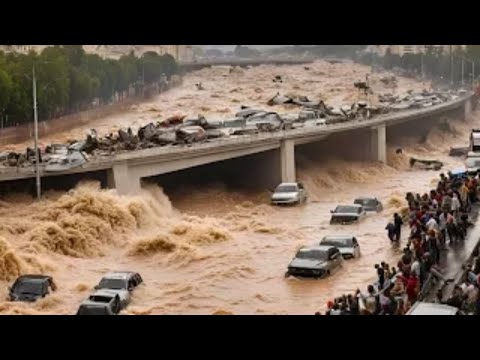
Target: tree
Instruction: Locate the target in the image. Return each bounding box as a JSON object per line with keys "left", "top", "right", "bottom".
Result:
{"left": 0, "top": 45, "right": 179, "bottom": 125}
{"left": 0, "top": 69, "right": 13, "bottom": 116}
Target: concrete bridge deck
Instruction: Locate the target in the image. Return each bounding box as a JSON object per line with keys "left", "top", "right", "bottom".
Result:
{"left": 0, "top": 95, "right": 473, "bottom": 194}
{"left": 179, "top": 58, "right": 314, "bottom": 72}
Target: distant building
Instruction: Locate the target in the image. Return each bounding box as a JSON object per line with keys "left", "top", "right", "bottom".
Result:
{"left": 368, "top": 45, "right": 467, "bottom": 56}
{"left": 0, "top": 45, "right": 50, "bottom": 54}
{"left": 0, "top": 45, "right": 192, "bottom": 62}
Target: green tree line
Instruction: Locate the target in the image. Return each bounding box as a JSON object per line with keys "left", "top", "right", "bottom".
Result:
{"left": 0, "top": 45, "right": 179, "bottom": 126}
{"left": 358, "top": 45, "right": 480, "bottom": 87}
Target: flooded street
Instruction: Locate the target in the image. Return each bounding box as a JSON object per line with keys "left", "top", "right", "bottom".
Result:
{"left": 0, "top": 60, "right": 476, "bottom": 314}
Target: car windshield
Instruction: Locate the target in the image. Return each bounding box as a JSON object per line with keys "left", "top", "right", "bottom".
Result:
{"left": 335, "top": 206, "right": 360, "bottom": 214}
{"left": 354, "top": 198, "right": 376, "bottom": 207}
{"left": 275, "top": 185, "right": 297, "bottom": 193}
{"left": 296, "top": 249, "right": 327, "bottom": 261}
{"left": 89, "top": 295, "right": 113, "bottom": 303}
{"left": 465, "top": 158, "right": 480, "bottom": 168}
{"left": 98, "top": 278, "right": 127, "bottom": 290}
{"left": 321, "top": 237, "right": 352, "bottom": 247}
{"left": 14, "top": 281, "right": 44, "bottom": 295}
{"left": 77, "top": 306, "right": 110, "bottom": 315}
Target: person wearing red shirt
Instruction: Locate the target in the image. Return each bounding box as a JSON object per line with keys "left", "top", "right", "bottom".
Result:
{"left": 406, "top": 274, "right": 419, "bottom": 303}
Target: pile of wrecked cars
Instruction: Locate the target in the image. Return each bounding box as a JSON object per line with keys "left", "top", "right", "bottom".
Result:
{"left": 0, "top": 88, "right": 465, "bottom": 173}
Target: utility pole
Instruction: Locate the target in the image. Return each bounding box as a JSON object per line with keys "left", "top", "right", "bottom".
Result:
{"left": 32, "top": 63, "right": 41, "bottom": 200}
{"left": 462, "top": 58, "right": 465, "bottom": 87}
{"left": 142, "top": 58, "right": 145, "bottom": 98}
{"left": 450, "top": 45, "right": 454, "bottom": 86}
{"left": 420, "top": 51, "right": 425, "bottom": 79}
{"left": 473, "top": 61, "right": 476, "bottom": 89}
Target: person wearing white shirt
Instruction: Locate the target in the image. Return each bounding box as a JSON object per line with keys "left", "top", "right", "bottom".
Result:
{"left": 426, "top": 216, "right": 439, "bottom": 232}
{"left": 451, "top": 194, "right": 461, "bottom": 213}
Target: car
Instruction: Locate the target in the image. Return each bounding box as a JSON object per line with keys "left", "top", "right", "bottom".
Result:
{"left": 330, "top": 204, "right": 366, "bottom": 224}
{"left": 271, "top": 182, "right": 307, "bottom": 205}
{"left": 8, "top": 275, "right": 57, "bottom": 302}
{"left": 353, "top": 197, "right": 383, "bottom": 212}
{"left": 94, "top": 272, "right": 143, "bottom": 308}
{"left": 76, "top": 290, "right": 122, "bottom": 315}
{"left": 465, "top": 152, "right": 480, "bottom": 175}
{"left": 319, "top": 235, "right": 361, "bottom": 259}
{"left": 95, "top": 271, "right": 143, "bottom": 291}
{"left": 285, "top": 245, "right": 343, "bottom": 278}
{"left": 76, "top": 302, "right": 116, "bottom": 315}
{"left": 406, "top": 302, "right": 461, "bottom": 315}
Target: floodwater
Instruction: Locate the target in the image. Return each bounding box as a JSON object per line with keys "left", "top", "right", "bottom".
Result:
{"left": 0, "top": 60, "right": 475, "bottom": 314}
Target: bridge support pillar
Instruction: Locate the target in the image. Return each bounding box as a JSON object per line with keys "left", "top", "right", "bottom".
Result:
{"left": 107, "top": 162, "right": 142, "bottom": 195}
{"left": 370, "top": 124, "right": 387, "bottom": 163}
{"left": 464, "top": 98, "right": 472, "bottom": 120}
{"left": 280, "top": 139, "right": 296, "bottom": 182}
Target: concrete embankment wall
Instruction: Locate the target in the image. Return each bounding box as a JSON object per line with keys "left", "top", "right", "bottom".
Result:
{"left": 0, "top": 99, "right": 141, "bottom": 147}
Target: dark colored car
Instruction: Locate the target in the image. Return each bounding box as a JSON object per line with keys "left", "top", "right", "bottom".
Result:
{"left": 76, "top": 290, "right": 121, "bottom": 315}
{"left": 8, "top": 275, "right": 57, "bottom": 302}
{"left": 330, "top": 204, "right": 366, "bottom": 224}
{"left": 285, "top": 245, "right": 343, "bottom": 278}
{"left": 353, "top": 197, "right": 383, "bottom": 212}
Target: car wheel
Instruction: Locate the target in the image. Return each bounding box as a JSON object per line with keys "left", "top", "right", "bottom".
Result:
{"left": 284, "top": 271, "right": 290, "bottom": 278}
{"left": 326, "top": 270, "right": 331, "bottom": 276}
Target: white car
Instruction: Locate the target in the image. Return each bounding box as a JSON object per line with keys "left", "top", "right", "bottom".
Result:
{"left": 465, "top": 151, "right": 480, "bottom": 175}
{"left": 319, "top": 235, "right": 361, "bottom": 259}
{"left": 271, "top": 182, "right": 307, "bottom": 205}
{"left": 406, "top": 302, "right": 461, "bottom": 315}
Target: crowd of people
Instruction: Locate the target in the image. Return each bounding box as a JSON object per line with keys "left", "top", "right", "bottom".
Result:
{"left": 317, "top": 170, "right": 480, "bottom": 315}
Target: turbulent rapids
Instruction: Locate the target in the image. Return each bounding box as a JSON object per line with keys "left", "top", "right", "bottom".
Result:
{"left": 0, "top": 59, "right": 476, "bottom": 314}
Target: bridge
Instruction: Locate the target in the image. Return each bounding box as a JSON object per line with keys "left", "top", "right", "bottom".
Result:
{"left": 0, "top": 95, "right": 473, "bottom": 195}
{"left": 179, "top": 58, "right": 314, "bottom": 72}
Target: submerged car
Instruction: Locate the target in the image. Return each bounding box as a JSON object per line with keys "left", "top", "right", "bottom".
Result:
{"left": 318, "top": 235, "right": 360, "bottom": 259}
{"left": 95, "top": 272, "right": 143, "bottom": 291}
{"left": 285, "top": 245, "right": 343, "bottom": 278}
{"left": 77, "top": 290, "right": 121, "bottom": 315}
{"left": 353, "top": 197, "right": 383, "bottom": 212}
{"left": 271, "top": 182, "right": 307, "bottom": 205}
{"left": 8, "top": 275, "right": 57, "bottom": 302}
{"left": 330, "top": 204, "right": 366, "bottom": 225}
{"left": 94, "top": 271, "right": 143, "bottom": 309}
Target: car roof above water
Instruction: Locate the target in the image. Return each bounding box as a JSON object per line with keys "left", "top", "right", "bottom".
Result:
{"left": 354, "top": 197, "right": 377, "bottom": 201}
{"left": 103, "top": 272, "right": 136, "bottom": 280}
{"left": 299, "top": 245, "right": 336, "bottom": 252}
{"left": 15, "top": 275, "right": 52, "bottom": 283}
{"left": 336, "top": 204, "right": 362, "bottom": 210}
{"left": 322, "top": 235, "right": 355, "bottom": 240}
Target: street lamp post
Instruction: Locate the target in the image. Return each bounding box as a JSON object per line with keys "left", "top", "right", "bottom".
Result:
{"left": 32, "top": 63, "right": 41, "bottom": 200}
{"left": 420, "top": 52, "right": 425, "bottom": 79}
{"left": 473, "top": 61, "right": 476, "bottom": 89}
